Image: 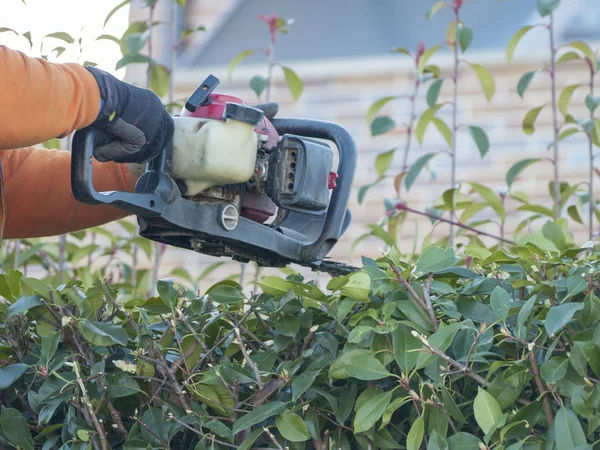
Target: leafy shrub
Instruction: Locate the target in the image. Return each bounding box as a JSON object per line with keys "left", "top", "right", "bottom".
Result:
{"left": 0, "top": 222, "right": 599, "bottom": 449}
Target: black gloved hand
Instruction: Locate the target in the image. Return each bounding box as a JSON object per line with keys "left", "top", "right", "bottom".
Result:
{"left": 85, "top": 66, "right": 174, "bottom": 164}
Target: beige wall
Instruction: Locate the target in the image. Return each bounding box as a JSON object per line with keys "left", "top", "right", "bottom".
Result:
{"left": 125, "top": 1, "right": 599, "bottom": 288}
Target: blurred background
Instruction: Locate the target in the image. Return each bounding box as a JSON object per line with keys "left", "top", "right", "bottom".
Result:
{"left": 2, "top": 0, "right": 600, "bottom": 286}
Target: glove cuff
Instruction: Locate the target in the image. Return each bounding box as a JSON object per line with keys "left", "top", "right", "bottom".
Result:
{"left": 85, "top": 66, "right": 127, "bottom": 127}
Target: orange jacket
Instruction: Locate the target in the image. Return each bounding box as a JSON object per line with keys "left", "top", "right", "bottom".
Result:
{"left": 0, "top": 46, "right": 138, "bottom": 240}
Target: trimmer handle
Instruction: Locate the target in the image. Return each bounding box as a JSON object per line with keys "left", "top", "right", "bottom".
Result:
{"left": 70, "top": 128, "right": 172, "bottom": 217}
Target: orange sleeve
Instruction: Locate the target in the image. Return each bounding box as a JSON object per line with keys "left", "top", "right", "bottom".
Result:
{"left": 0, "top": 146, "right": 138, "bottom": 239}
{"left": 0, "top": 46, "right": 101, "bottom": 150}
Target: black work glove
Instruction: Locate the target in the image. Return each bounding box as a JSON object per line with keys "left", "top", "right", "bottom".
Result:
{"left": 85, "top": 66, "right": 174, "bottom": 164}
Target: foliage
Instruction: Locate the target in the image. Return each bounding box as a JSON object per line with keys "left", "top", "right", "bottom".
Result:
{"left": 0, "top": 223, "right": 599, "bottom": 449}
{"left": 228, "top": 13, "right": 303, "bottom": 102}
{"left": 356, "top": 0, "right": 600, "bottom": 254}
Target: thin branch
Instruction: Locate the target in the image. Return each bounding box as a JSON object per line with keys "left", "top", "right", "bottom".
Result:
{"left": 528, "top": 349, "right": 554, "bottom": 426}
{"left": 395, "top": 202, "right": 516, "bottom": 244}
{"left": 549, "top": 13, "right": 561, "bottom": 218}
{"left": 74, "top": 362, "right": 109, "bottom": 450}
{"left": 263, "top": 427, "right": 284, "bottom": 450}
{"left": 423, "top": 273, "right": 438, "bottom": 331}
{"left": 450, "top": 7, "right": 460, "bottom": 247}
{"left": 235, "top": 326, "right": 264, "bottom": 391}
{"left": 131, "top": 416, "right": 170, "bottom": 447}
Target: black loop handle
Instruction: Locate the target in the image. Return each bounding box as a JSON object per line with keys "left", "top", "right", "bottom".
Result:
{"left": 71, "top": 128, "right": 168, "bottom": 217}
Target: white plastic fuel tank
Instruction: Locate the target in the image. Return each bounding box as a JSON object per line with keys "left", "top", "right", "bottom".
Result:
{"left": 166, "top": 116, "right": 259, "bottom": 196}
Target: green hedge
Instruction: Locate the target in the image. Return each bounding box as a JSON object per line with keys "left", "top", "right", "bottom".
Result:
{"left": 0, "top": 220, "right": 598, "bottom": 449}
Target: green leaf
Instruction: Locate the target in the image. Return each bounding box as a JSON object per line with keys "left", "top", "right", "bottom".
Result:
{"left": 522, "top": 105, "right": 545, "bottom": 135}
{"left": 115, "top": 53, "right": 152, "bottom": 70}
{"left": 44, "top": 31, "right": 74, "bottom": 44}
{"left": 468, "top": 182, "right": 505, "bottom": 220}
{"left": 104, "top": 0, "right": 131, "bottom": 27}
{"left": 418, "top": 45, "right": 442, "bottom": 75}
{"left": 79, "top": 320, "right": 129, "bottom": 347}
{"left": 392, "top": 322, "right": 421, "bottom": 373}
{"left": 416, "top": 246, "right": 459, "bottom": 274}
{"left": 125, "top": 32, "right": 148, "bottom": 55}
{"left": 238, "top": 429, "right": 264, "bottom": 450}
{"left": 181, "top": 25, "right": 206, "bottom": 40}
{"left": 537, "top": 0, "right": 560, "bottom": 16}
{"left": 42, "top": 138, "right": 61, "bottom": 150}
{"left": 565, "top": 274, "right": 587, "bottom": 300}
{"left": 371, "top": 116, "right": 396, "bottom": 137}
{"left": 354, "top": 390, "right": 393, "bottom": 433}
{"left": 41, "top": 331, "right": 61, "bottom": 367}
{"left": 470, "top": 63, "right": 495, "bottom": 101}
{"left": 568, "top": 40, "right": 597, "bottom": 70}
{"left": 366, "top": 96, "right": 397, "bottom": 125}
{"left": 559, "top": 84, "right": 580, "bottom": 116}
{"left": 428, "top": 431, "right": 449, "bottom": 450}
{"left": 276, "top": 315, "right": 299, "bottom": 337}
{"left": 554, "top": 406, "right": 587, "bottom": 449}
{"left": 292, "top": 371, "right": 319, "bottom": 402}
{"left": 106, "top": 373, "right": 141, "bottom": 398}
{"left": 426, "top": 1, "right": 446, "bottom": 20}
{"left": 207, "top": 284, "right": 245, "bottom": 304}
{"left": 541, "top": 357, "right": 569, "bottom": 383}
{"left": 150, "top": 64, "right": 170, "bottom": 97}
{"left": 405, "top": 153, "right": 436, "bottom": 192}
{"left": 416, "top": 105, "right": 442, "bottom": 144}
{"left": 157, "top": 279, "right": 177, "bottom": 308}
{"left": 427, "top": 79, "right": 444, "bottom": 108}
{"left": 457, "top": 24, "right": 473, "bottom": 53}
{"left": 407, "top": 414, "right": 424, "bottom": 450}
{"left": 507, "top": 158, "right": 541, "bottom": 188}
{"left": 557, "top": 51, "right": 582, "bottom": 65}
{"left": 431, "top": 117, "right": 452, "bottom": 148}
{"left": 545, "top": 302, "right": 584, "bottom": 337}
{"left": 507, "top": 26, "right": 534, "bottom": 63}
{"left": 330, "top": 350, "right": 391, "bottom": 380}
{"left": 249, "top": 75, "right": 268, "bottom": 97}
{"left": 517, "top": 69, "right": 539, "bottom": 98}
{"left": 7, "top": 295, "right": 42, "bottom": 318}
{"left": 567, "top": 204, "right": 584, "bottom": 224}
{"left": 228, "top": 49, "right": 254, "bottom": 78}
{"left": 21, "top": 277, "right": 52, "bottom": 300}
{"left": 447, "top": 433, "right": 482, "bottom": 450}
{"left": 468, "top": 126, "right": 490, "bottom": 158}
{"left": 585, "top": 94, "right": 600, "bottom": 113}
{"left": 282, "top": 66, "right": 303, "bottom": 101}
{"left": 0, "top": 408, "right": 33, "bottom": 450}
{"left": 375, "top": 149, "right": 396, "bottom": 176}
{"left": 490, "top": 287, "right": 511, "bottom": 321}
{"left": 341, "top": 272, "right": 372, "bottom": 303}
{"left": 275, "top": 410, "right": 310, "bottom": 442}
{"left": 473, "top": 388, "right": 503, "bottom": 435}
{"left": 232, "top": 402, "right": 286, "bottom": 435}
{"left": 0, "top": 364, "right": 29, "bottom": 390}
{"left": 0, "top": 27, "right": 18, "bottom": 36}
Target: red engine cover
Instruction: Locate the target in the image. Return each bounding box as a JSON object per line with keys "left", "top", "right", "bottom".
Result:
{"left": 180, "top": 93, "right": 279, "bottom": 223}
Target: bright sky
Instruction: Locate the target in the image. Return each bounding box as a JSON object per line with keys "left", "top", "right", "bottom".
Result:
{"left": 1, "top": 0, "right": 130, "bottom": 77}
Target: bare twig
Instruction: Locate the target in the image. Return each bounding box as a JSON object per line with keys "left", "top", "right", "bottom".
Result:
{"left": 412, "top": 330, "right": 488, "bottom": 387}
{"left": 588, "top": 60, "right": 596, "bottom": 240}
{"left": 131, "top": 416, "right": 170, "bottom": 447}
{"left": 549, "top": 14, "right": 561, "bottom": 218}
{"left": 395, "top": 202, "right": 516, "bottom": 244}
{"left": 450, "top": 7, "right": 460, "bottom": 247}
{"left": 528, "top": 349, "right": 554, "bottom": 426}
{"left": 74, "top": 362, "right": 109, "bottom": 450}
{"left": 235, "top": 326, "right": 264, "bottom": 391}
{"left": 263, "top": 427, "right": 284, "bottom": 450}
{"left": 423, "top": 273, "right": 438, "bottom": 331}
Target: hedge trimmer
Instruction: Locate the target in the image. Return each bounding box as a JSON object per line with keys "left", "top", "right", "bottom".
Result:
{"left": 71, "top": 75, "right": 359, "bottom": 276}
